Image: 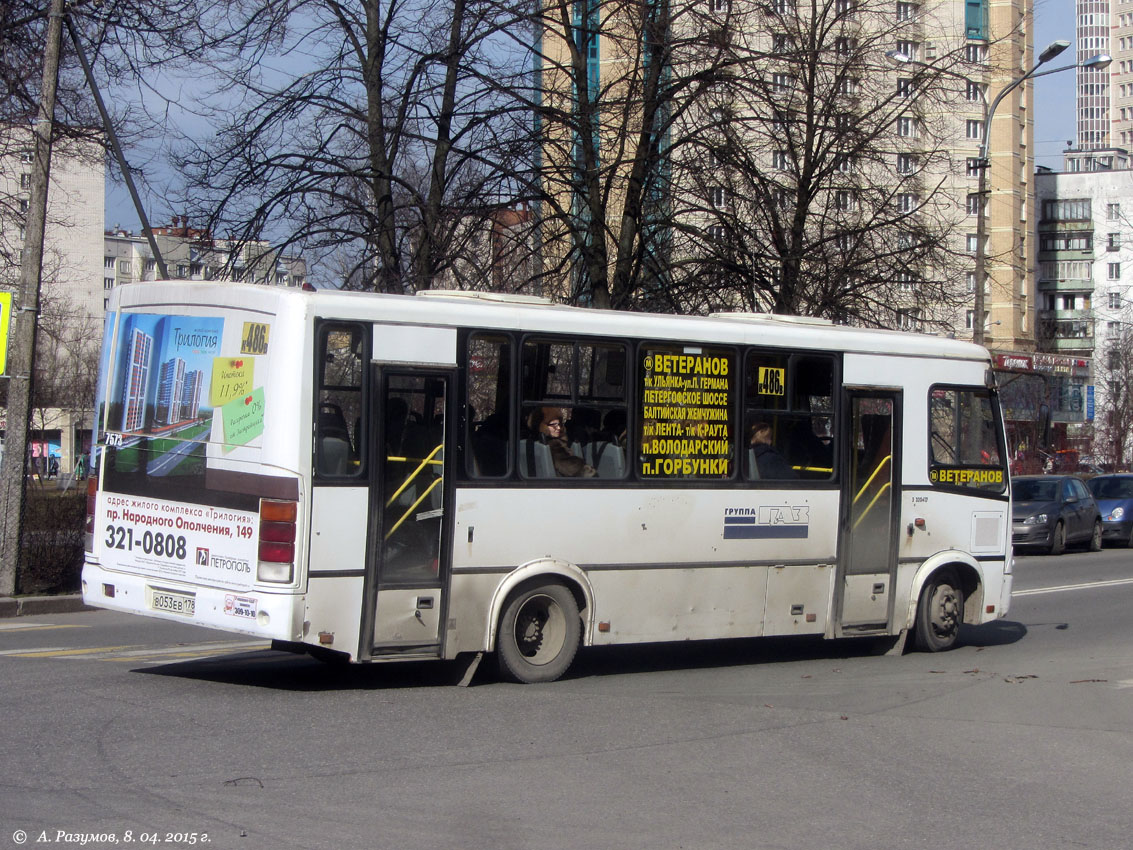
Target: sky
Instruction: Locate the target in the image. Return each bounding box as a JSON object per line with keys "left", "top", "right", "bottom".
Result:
{"left": 1032, "top": 0, "right": 1079, "bottom": 169}
{"left": 104, "top": 0, "right": 1084, "bottom": 232}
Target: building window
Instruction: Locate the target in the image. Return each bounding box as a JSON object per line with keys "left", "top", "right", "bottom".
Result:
{"left": 835, "top": 37, "right": 856, "bottom": 56}
{"left": 965, "top": 120, "right": 982, "bottom": 140}
{"left": 834, "top": 190, "right": 856, "bottom": 211}
{"left": 1109, "top": 292, "right": 1122, "bottom": 309}
{"left": 706, "top": 224, "right": 728, "bottom": 240}
{"left": 896, "top": 153, "right": 915, "bottom": 175}
{"left": 19, "top": 150, "right": 33, "bottom": 164}
{"left": 835, "top": 154, "right": 854, "bottom": 173}
{"left": 966, "top": 194, "right": 982, "bottom": 216}
{"left": 966, "top": 81, "right": 984, "bottom": 102}
{"left": 896, "top": 2, "right": 918, "bottom": 22}
{"left": 711, "top": 186, "right": 728, "bottom": 208}
{"left": 966, "top": 158, "right": 982, "bottom": 178}
{"left": 772, "top": 0, "right": 794, "bottom": 13}
{"left": 838, "top": 78, "right": 859, "bottom": 96}
{"left": 772, "top": 73, "right": 794, "bottom": 94}
{"left": 966, "top": 271, "right": 977, "bottom": 293}
{"left": 772, "top": 33, "right": 789, "bottom": 52}
{"left": 1107, "top": 203, "right": 1121, "bottom": 221}
{"left": 18, "top": 199, "right": 29, "bottom": 214}
{"left": 118, "top": 260, "right": 131, "bottom": 274}
{"left": 709, "top": 0, "right": 728, "bottom": 11}
{"left": 896, "top": 40, "right": 919, "bottom": 62}
{"left": 964, "top": 43, "right": 987, "bottom": 64}
{"left": 104, "top": 256, "right": 115, "bottom": 269}
{"left": 835, "top": 0, "right": 856, "bottom": 16}
{"left": 897, "top": 116, "right": 917, "bottom": 137}
{"left": 104, "top": 278, "right": 115, "bottom": 290}
{"left": 897, "top": 271, "right": 917, "bottom": 292}
{"left": 897, "top": 193, "right": 918, "bottom": 213}
{"left": 20, "top": 173, "right": 31, "bottom": 190}
{"left": 1108, "top": 233, "right": 1121, "bottom": 251}
{"left": 1109, "top": 262, "right": 1121, "bottom": 280}
{"left": 897, "top": 308, "right": 921, "bottom": 331}
{"left": 897, "top": 78, "right": 914, "bottom": 98}
{"left": 772, "top": 150, "right": 789, "bottom": 170}
{"left": 966, "top": 233, "right": 980, "bottom": 253}
{"left": 1041, "top": 198, "right": 1091, "bottom": 221}
{"left": 965, "top": 310, "right": 988, "bottom": 331}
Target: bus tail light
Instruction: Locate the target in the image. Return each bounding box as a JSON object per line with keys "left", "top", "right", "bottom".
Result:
{"left": 84, "top": 476, "right": 98, "bottom": 552}
{"left": 258, "top": 499, "right": 297, "bottom": 583}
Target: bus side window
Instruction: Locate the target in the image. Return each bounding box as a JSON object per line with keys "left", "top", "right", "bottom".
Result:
{"left": 467, "top": 334, "right": 512, "bottom": 478}
{"left": 744, "top": 351, "right": 835, "bottom": 481}
{"left": 520, "top": 338, "right": 628, "bottom": 480}
{"left": 315, "top": 322, "right": 365, "bottom": 478}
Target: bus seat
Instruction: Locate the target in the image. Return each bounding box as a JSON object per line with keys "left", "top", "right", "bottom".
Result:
{"left": 593, "top": 442, "right": 625, "bottom": 479}
{"left": 318, "top": 436, "right": 351, "bottom": 475}
{"left": 747, "top": 447, "right": 760, "bottom": 480}
{"left": 519, "top": 439, "right": 555, "bottom": 478}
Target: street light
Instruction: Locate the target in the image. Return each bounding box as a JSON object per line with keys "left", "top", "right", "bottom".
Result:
{"left": 887, "top": 43, "right": 1111, "bottom": 346}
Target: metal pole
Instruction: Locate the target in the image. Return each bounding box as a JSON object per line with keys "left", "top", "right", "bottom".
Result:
{"left": 0, "top": 0, "right": 67, "bottom": 595}
{"left": 65, "top": 15, "right": 169, "bottom": 280}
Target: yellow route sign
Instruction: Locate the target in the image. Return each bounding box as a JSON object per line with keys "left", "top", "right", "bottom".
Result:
{"left": 0, "top": 291, "right": 12, "bottom": 375}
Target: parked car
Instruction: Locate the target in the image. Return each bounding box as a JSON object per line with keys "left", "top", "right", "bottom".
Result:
{"left": 1085, "top": 473, "right": 1133, "bottom": 547}
{"left": 1011, "top": 474, "right": 1102, "bottom": 555}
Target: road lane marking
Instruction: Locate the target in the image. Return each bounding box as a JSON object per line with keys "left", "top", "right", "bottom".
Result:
{"left": 0, "top": 623, "right": 88, "bottom": 632}
{"left": 0, "top": 640, "right": 269, "bottom": 662}
{"left": 1013, "top": 577, "right": 1133, "bottom": 597}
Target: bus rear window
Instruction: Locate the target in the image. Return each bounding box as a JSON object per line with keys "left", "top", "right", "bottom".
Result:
{"left": 929, "top": 386, "right": 1006, "bottom": 492}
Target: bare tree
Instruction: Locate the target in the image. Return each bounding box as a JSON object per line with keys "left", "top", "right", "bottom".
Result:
{"left": 161, "top": 0, "right": 532, "bottom": 292}
{"left": 1091, "top": 327, "right": 1133, "bottom": 470}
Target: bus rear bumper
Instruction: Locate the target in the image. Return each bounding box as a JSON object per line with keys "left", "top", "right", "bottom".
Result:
{"left": 82, "top": 560, "right": 305, "bottom": 642}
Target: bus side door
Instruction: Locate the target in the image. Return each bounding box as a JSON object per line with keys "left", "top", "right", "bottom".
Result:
{"left": 837, "top": 391, "right": 901, "bottom": 631}
{"left": 361, "top": 368, "right": 454, "bottom": 657}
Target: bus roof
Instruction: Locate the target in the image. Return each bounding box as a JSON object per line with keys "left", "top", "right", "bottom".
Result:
{"left": 112, "top": 281, "right": 990, "bottom": 363}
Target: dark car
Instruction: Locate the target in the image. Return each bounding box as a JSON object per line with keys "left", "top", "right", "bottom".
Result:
{"left": 1012, "top": 474, "right": 1102, "bottom": 555}
{"left": 1085, "top": 473, "right": 1133, "bottom": 547}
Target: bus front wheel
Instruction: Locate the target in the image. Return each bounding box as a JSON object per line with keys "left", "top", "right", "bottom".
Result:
{"left": 914, "top": 569, "right": 963, "bottom": 652}
{"left": 496, "top": 582, "right": 580, "bottom": 683}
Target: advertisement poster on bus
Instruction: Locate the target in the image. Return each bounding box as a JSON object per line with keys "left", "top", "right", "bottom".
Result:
{"left": 97, "top": 492, "right": 260, "bottom": 589}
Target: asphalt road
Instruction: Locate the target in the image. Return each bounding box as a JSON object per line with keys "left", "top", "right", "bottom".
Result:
{"left": 1, "top": 549, "right": 1130, "bottom": 850}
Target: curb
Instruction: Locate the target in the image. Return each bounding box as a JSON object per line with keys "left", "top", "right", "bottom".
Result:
{"left": 0, "top": 595, "right": 94, "bottom": 618}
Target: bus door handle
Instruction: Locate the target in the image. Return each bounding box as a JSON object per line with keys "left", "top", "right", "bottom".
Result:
{"left": 416, "top": 596, "right": 434, "bottom": 612}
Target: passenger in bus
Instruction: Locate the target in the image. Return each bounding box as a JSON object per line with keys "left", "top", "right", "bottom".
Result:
{"left": 530, "top": 407, "right": 596, "bottom": 478}
{"left": 750, "top": 421, "right": 797, "bottom": 479}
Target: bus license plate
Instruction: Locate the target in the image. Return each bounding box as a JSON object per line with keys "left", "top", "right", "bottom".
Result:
{"left": 150, "top": 589, "right": 195, "bottom": 617}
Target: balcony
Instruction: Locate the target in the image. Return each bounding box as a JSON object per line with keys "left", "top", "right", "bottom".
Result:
{"left": 1037, "top": 278, "right": 1093, "bottom": 292}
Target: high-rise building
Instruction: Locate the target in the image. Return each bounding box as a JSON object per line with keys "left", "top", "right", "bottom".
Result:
{"left": 535, "top": 0, "right": 1036, "bottom": 349}
{"left": 120, "top": 327, "right": 153, "bottom": 433}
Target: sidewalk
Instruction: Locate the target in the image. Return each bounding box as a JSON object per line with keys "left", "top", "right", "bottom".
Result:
{"left": 0, "top": 594, "right": 93, "bottom": 618}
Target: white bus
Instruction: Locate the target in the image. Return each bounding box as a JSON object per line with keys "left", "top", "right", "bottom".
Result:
{"left": 83, "top": 282, "right": 1013, "bottom": 683}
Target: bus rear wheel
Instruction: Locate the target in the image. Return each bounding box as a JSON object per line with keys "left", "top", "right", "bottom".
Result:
{"left": 914, "top": 569, "right": 963, "bottom": 652}
{"left": 497, "top": 582, "right": 580, "bottom": 683}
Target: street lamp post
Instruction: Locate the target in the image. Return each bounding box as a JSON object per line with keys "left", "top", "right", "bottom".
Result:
{"left": 887, "top": 42, "right": 1111, "bottom": 347}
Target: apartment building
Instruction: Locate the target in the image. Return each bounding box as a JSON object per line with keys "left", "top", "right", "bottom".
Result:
{"left": 0, "top": 126, "right": 105, "bottom": 474}
{"left": 1035, "top": 167, "right": 1133, "bottom": 465}
{"left": 536, "top": 0, "right": 1036, "bottom": 349}
{"left": 105, "top": 218, "right": 308, "bottom": 308}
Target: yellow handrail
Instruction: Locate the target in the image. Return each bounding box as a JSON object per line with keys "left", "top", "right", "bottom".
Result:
{"left": 853, "top": 482, "right": 891, "bottom": 530}
{"left": 385, "top": 444, "right": 443, "bottom": 508}
{"left": 385, "top": 476, "right": 442, "bottom": 540}
{"left": 852, "top": 454, "right": 891, "bottom": 506}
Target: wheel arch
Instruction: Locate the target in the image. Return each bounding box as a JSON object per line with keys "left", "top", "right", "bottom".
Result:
{"left": 484, "top": 558, "right": 594, "bottom": 652}
{"left": 901, "top": 552, "right": 985, "bottom": 630}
